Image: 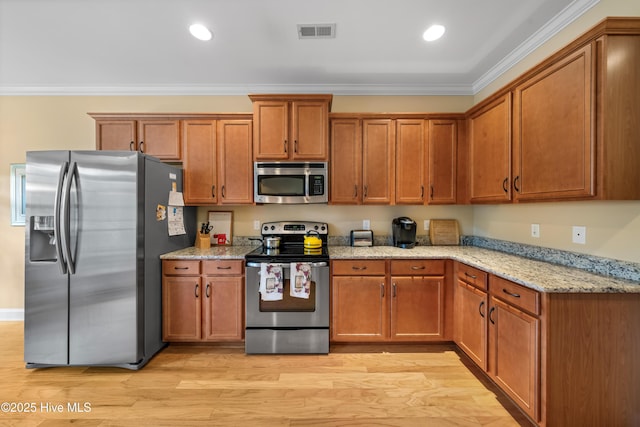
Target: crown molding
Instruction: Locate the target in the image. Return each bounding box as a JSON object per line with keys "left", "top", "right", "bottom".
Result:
{"left": 472, "top": 0, "right": 599, "bottom": 93}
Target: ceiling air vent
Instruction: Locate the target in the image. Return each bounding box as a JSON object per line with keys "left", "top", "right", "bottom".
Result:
{"left": 297, "top": 24, "right": 336, "bottom": 39}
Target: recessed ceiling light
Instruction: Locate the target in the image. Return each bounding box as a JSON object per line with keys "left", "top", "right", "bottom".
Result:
{"left": 423, "top": 24, "right": 445, "bottom": 42}
{"left": 189, "top": 23, "right": 212, "bottom": 41}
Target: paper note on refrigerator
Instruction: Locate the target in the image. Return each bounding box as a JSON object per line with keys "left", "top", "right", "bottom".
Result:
{"left": 168, "top": 206, "right": 186, "bottom": 236}
{"left": 168, "top": 190, "right": 185, "bottom": 206}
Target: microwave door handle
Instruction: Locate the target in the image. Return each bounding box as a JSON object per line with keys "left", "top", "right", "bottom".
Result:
{"left": 54, "top": 161, "right": 69, "bottom": 275}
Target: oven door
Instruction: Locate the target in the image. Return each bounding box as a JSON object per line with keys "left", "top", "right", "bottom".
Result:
{"left": 245, "top": 261, "right": 329, "bottom": 328}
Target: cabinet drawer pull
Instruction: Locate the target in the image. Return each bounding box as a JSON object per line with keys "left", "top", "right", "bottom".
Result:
{"left": 411, "top": 265, "right": 426, "bottom": 270}
{"left": 206, "top": 283, "right": 210, "bottom": 298}
{"left": 489, "top": 306, "right": 496, "bottom": 324}
{"left": 392, "top": 283, "right": 397, "bottom": 297}
{"left": 211, "top": 185, "right": 216, "bottom": 198}
{"left": 294, "top": 140, "right": 298, "bottom": 153}
{"left": 420, "top": 186, "right": 424, "bottom": 199}
{"left": 139, "top": 141, "right": 144, "bottom": 153}
{"left": 479, "top": 300, "right": 485, "bottom": 318}
{"left": 351, "top": 266, "right": 367, "bottom": 270}
{"left": 430, "top": 185, "right": 434, "bottom": 199}
{"left": 217, "top": 266, "right": 232, "bottom": 270}
{"left": 503, "top": 288, "right": 521, "bottom": 298}
{"left": 129, "top": 141, "right": 135, "bottom": 151}
{"left": 174, "top": 266, "right": 190, "bottom": 270}
{"left": 513, "top": 175, "right": 520, "bottom": 192}
{"left": 380, "top": 283, "right": 385, "bottom": 298}
{"left": 464, "top": 272, "right": 477, "bottom": 279}
{"left": 284, "top": 140, "right": 288, "bottom": 153}
{"left": 221, "top": 185, "right": 226, "bottom": 198}
{"left": 195, "top": 283, "right": 199, "bottom": 298}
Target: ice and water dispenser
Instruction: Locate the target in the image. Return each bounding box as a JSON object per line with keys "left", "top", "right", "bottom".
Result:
{"left": 29, "top": 215, "right": 57, "bottom": 262}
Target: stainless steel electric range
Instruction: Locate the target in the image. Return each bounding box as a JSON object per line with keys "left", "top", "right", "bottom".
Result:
{"left": 244, "top": 221, "right": 329, "bottom": 354}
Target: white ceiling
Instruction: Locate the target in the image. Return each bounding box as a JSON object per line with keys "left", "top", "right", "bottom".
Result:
{"left": 0, "top": 0, "right": 598, "bottom": 96}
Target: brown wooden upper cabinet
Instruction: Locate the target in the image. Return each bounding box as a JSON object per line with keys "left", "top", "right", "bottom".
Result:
{"left": 330, "top": 117, "right": 395, "bottom": 204}
{"left": 427, "top": 120, "right": 458, "bottom": 204}
{"left": 512, "top": 43, "right": 595, "bottom": 201}
{"left": 91, "top": 115, "right": 182, "bottom": 161}
{"left": 467, "top": 94, "right": 512, "bottom": 203}
{"left": 249, "top": 94, "right": 332, "bottom": 160}
{"left": 182, "top": 119, "right": 253, "bottom": 206}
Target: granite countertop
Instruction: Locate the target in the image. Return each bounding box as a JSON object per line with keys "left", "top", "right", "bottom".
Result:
{"left": 329, "top": 246, "right": 640, "bottom": 294}
{"left": 161, "top": 246, "right": 255, "bottom": 259}
{"left": 161, "top": 245, "right": 640, "bottom": 294}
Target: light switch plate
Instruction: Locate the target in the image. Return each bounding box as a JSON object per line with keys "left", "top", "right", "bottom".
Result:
{"left": 424, "top": 220, "right": 430, "bottom": 230}
{"left": 253, "top": 220, "right": 260, "bottom": 230}
{"left": 363, "top": 219, "right": 370, "bottom": 230}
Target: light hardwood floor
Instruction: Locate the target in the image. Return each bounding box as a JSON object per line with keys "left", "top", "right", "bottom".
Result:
{"left": 1, "top": 322, "right": 533, "bottom": 426}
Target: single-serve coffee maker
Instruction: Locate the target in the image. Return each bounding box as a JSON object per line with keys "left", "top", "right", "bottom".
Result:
{"left": 392, "top": 217, "right": 417, "bottom": 249}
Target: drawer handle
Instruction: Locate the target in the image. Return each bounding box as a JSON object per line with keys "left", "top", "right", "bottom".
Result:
{"left": 392, "top": 283, "right": 397, "bottom": 297}
{"left": 174, "top": 266, "right": 190, "bottom": 270}
{"left": 217, "top": 266, "right": 232, "bottom": 270}
{"left": 479, "top": 301, "right": 485, "bottom": 318}
{"left": 464, "top": 272, "right": 477, "bottom": 279}
{"left": 352, "top": 266, "right": 368, "bottom": 270}
{"left": 411, "top": 266, "right": 426, "bottom": 270}
{"left": 489, "top": 306, "right": 496, "bottom": 325}
{"left": 206, "top": 283, "right": 210, "bottom": 298}
{"left": 503, "top": 288, "right": 521, "bottom": 298}
{"left": 195, "top": 284, "right": 199, "bottom": 298}
{"left": 380, "top": 283, "right": 385, "bottom": 298}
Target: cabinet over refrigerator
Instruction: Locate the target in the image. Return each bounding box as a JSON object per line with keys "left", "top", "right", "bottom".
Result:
{"left": 24, "top": 151, "right": 196, "bottom": 369}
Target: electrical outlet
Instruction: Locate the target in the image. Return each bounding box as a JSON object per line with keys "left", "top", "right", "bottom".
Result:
{"left": 424, "top": 220, "right": 430, "bottom": 231}
{"left": 572, "top": 226, "right": 586, "bottom": 244}
{"left": 531, "top": 223, "right": 540, "bottom": 238}
{"left": 253, "top": 220, "right": 260, "bottom": 230}
{"left": 363, "top": 219, "right": 370, "bottom": 230}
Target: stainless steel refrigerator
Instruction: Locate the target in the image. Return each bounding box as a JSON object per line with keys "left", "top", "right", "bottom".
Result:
{"left": 24, "top": 151, "right": 196, "bottom": 370}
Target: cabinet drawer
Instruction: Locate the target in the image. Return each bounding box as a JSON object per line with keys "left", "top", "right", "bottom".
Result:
{"left": 390, "top": 259, "right": 445, "bottom": 276}
{"left": 332, "top": 260, "right": 386, "bottom": 276}
{"left": 202, "top": 260, "right": 243, "bottom": 276}
{"left": 490, "top": 275, "right": 540, "bottom": 315}
{"left": 456, "top": 263, "right": 488, "bottom": 290}
{"left": 163, "top": 260, "right": 200, "bottom": 276}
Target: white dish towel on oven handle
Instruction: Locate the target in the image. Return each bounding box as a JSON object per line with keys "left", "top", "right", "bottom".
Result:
{"left": 259, "top": 263, "right": 283, "bottom": 301}
{"left": 290, "top": 262, "right": 311, "bottom": 299}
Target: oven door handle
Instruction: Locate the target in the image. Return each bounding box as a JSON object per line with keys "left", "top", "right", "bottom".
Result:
{"left": 246, "top": 261, "right": 328, "bottom": 268}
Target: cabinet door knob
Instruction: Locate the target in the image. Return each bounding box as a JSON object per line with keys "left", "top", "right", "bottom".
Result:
{"left": 353, "top": 185, "right": 358, "bottom": 198}
{"left": 502, "top": 177, "right": 509, "bottom": 193}
{"left": 392, "top": 283, "right": 397, "bottom": 297}
{"left": 206, "top": 283, "right": 210, "bottom": 298}
{"left": 195, "top": 283, "right": 199, "bottom": 298}
{"left": 284, "top": 140, "right": 288, "bottom": 153}
{"left": 380, "top": 283, "right": 385, "bottom": 298}
{"left": 139, "top": 141, "right": 144, "bottom": 153}
{"left": 129, "top": 141, "right": 135, "bottom": 151}
{"left": 514, "top": 176, "right": 521, "bottom": 192}
{"left": 479, "top": 300, "right": 485, "bottom": 318}
{"left": 294, "top": 140, "right": 298, "bottom": 153}
{"left": 221, "top": 185, "right": 226, "bottom": 199}
{"left": 211, "top": 185, "right": 216, "bottom": 198}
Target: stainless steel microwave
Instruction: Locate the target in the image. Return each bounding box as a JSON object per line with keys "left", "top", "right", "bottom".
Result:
{"left": 254, "top": 162, "right": 328, "bottom": 204}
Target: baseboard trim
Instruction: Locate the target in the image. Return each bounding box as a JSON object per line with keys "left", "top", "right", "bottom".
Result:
{"left": 0, "top": 309, "right": 24, "bottom": 321}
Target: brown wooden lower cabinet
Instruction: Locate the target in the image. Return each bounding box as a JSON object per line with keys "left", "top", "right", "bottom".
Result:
{"left": 454, "top": 262, "right": 640, "bottom": 426}
{"left": 162, "top": 259, "right": 244, "bottom": 342}
{"left": 331, "top": 259, "right": 452, "bottom": 343}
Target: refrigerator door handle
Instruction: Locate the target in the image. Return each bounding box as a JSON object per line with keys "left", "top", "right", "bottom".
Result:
{"left": 61, "top": 161, "right": 77, "bottom": 275}
{"left": 54, "top": 161, "right": 69, "bottom": 275}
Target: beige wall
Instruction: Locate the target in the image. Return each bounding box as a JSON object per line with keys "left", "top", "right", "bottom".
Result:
{"left": 1, "top": 0, "right": 639, "bottom": 311}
